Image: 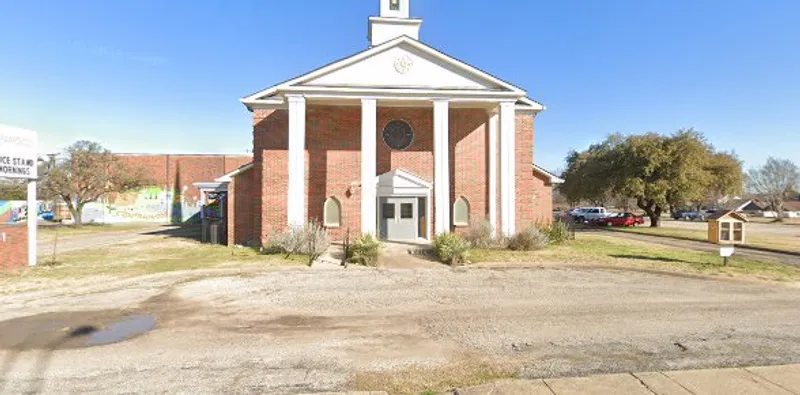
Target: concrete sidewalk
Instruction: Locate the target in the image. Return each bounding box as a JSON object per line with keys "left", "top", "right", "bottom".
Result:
{"left": 455, "top": 364, "right": 800, "bottom": 395}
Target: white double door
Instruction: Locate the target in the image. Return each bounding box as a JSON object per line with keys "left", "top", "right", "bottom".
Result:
{"left": 378, "top": 197, "right": 418, "bottom": 241}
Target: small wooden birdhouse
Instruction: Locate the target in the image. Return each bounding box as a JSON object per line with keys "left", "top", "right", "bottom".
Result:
{"left": 707, "top": 210, "right": 747, "bottom": 244}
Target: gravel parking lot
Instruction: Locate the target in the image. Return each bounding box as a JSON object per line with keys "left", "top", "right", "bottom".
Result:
{"left": 3, "top": 265, "right": 800, "bottom": 393}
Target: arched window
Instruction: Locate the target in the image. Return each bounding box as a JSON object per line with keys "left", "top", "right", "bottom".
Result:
{"left": 453, "top": 196, "right": 470, "bottom": 226}
{"left": 324, "top": 197, "right": 341, "bottom": 227}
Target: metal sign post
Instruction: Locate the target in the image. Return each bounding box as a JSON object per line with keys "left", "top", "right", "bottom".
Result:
{"left": 0, "top": 125, "right": 39, "bottom": 267}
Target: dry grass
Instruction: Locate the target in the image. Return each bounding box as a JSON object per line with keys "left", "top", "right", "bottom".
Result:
{"left": 471, "top": 233, "right": 800, "bottom": 282}
{"left": 38, "top": 223, "right": 154, "bottom": 236}
{"left": 0, "top": 236, "right": 305, "bottom": 292}
{"left": 616, "top": 226, "right": 800, "bottom": 254}
{"left": 747, "top": 217, "right": 800, "bottom": 225}
{"left": 352, "top": 358, "right": 517, "bottom": 395}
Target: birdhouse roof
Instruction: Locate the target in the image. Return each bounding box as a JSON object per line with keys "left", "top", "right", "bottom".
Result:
{"left": 707, "top": 210, "right": 748, "bottom": 222}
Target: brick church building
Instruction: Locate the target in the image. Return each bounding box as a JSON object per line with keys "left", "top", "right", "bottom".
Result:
{"left": 224, "top": 0, "right": 561, "bottom": 246}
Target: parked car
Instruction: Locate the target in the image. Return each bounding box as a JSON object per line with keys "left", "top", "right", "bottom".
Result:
{"left": 672, "top": 210, "right": 706, "bottom": 221}
{"left": 574, "top": 207, "right": 610, "bottom": 223}
{"left": 595, "top": 212, "right": 644, "bottom": 227}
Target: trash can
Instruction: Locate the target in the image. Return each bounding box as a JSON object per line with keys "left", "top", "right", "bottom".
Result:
{"left": 208, "top": 219, "right": 221, "bottom": 245}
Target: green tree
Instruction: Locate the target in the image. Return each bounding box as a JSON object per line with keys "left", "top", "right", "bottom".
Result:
{"left": 40, "top": 141, "right": 150, "bottom": 226}
{"left": 561, "top": 129, "right": 743, "bottom": 227}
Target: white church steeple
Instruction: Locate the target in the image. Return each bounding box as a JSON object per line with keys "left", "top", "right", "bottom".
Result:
{"left": 368, "top": 0, "right": 422, "bottom": 46}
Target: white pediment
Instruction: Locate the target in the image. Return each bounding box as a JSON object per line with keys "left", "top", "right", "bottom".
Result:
{"left": 377, "top": 169, "right": 431, "bottom": 196}
{"left": 241, "top": 37, "right": 529, "bottom": 104}
{"left": 302, "top": 43, "right": 503, "bottom": 91}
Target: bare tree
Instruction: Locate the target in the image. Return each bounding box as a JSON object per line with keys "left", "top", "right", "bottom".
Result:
{"left": 40, "top": 141, "right": 149, "bottom": 226}
{"left": 747, "top": 157, "right": 800, "bottom": 220}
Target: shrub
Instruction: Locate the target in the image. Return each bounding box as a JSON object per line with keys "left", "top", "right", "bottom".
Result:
{"left": 507, "top": 227, "right": 549, "bottom": 251}
{"left": 433, "top": 233, "right": 472, "bottom": 266}
{"left": 464, "top": 218, "right": 499, "bottom": 249}
{"left": 348, "top": 233, "right": 383, "bottom": 267}
{"left": 271, "top": 222, "right": 331, "bottom": 265}
{"left": 538, "top": 220, "right": 573, "bottom": 244}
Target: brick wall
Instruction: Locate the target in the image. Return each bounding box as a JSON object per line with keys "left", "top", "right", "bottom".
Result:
{"left": 116, "top": 154, "right": 251, "bottom": 202}
{"left": 111, "top": 154, "right": 251, "bottom": 223}
{"left": 246, "top": 105, "right": 549, "bottom": 244}
{"left": 253, "top": 108, "right": 289, "bottom": 244}
{"left": 228, "top": 165, "right": 257, "bottom": 246}
{"left": 452, "top": 108, "right": 489, "bottom": 233}
{"left": 0, "top": 225, "right": 27, "bottom": 270}
{"left": 515, "top": 113, "right": 551, "bottom": 227}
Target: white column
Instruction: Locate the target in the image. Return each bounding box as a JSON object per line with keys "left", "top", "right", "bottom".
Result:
{"left": 433, "top": 99, "right": 450, "bottom": 234}
{"left": 487, "top": 110, "right": 498, "bottom": 238}
{"left": 287, "top": 95, "right": 307, "bottom": 227}
{"left": 499, "top": 101, "right": 516, "bottom": 236}
{"left": 27, "top": 180, "right": 37, "bottom": 267}
{"left": 361, "top": 98, "right": 377, "bottom": 236}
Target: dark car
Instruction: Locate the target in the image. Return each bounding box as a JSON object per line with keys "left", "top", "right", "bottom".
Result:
{"left": 672, "top": 210, "right": 706, "bottom": 221}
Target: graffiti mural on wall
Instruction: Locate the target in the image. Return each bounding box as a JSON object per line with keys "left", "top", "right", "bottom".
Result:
{"left": 81, "top": 186, "right": 202, "bottom": 224}
{"left": 0, "top": 201, "right": 53, "bottom": 223}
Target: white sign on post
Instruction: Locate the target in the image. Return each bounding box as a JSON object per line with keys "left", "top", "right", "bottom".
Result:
{"left": 0, "top": 125, "right": 38, "bottom": 180}
{"left": 719, "top": 246, "right": 735, "bottom": 257}
{"left": 0, "top": 124, "right": 39, "bottom": 267}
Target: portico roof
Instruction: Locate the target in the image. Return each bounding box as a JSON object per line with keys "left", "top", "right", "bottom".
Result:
{"left": 241, "top": 35, "right": 544, "bottom": 112}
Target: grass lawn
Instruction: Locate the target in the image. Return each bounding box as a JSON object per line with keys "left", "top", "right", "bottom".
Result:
{"left": 38, "top": 223, "right": 156, "bottom": 237}
{"left": 747, "top": 217, "right": 800, "bottom": 225}
{"left": 471, "top": 233, "right": 800, "bottom": 282}
{"left": 613, "top": 226, "right": 800, "bottom": 254}
{"left": 1, "top": 236, "right": 306, "bottom": 293}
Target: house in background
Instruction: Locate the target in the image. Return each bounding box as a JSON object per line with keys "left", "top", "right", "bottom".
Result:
{"left": 225, "top": 0, "right": 555, "bottom": 246}
{"left": 730, "top": 198, "right": 800, "bottom": 218}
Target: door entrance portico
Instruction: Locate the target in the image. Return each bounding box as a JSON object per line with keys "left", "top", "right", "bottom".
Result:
{"left": 376, "top": 169, "right": 431, "bottom": 241}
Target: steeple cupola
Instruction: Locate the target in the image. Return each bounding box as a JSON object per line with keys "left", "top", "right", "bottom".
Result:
{"left": 368, "top": 0, "right": 422, "bottom": 46}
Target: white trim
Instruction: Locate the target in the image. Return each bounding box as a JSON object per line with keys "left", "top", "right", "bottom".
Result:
{"left": 27, "top": 180, "right": 37, "bottom": 267}
{"left": 215, "top": 163, "right": 254, "bottom": 182}
{"left": 532, "top": 164, "right": 564, "bottom": 184}
{"left": 517, "top": 97, "right": 546, "bottom": 111}
{"left": 453, "top": 196, "right": 470, "bottom": 227}
{"left": 433, "top": 99, "right": 450, "bottom": 234}
{"left": 241, "top": 36, "right": 527, "bottom": 103}
{"left": 323, "top": 197, "right": 342, "bottom": 228}
{"left": 287, "top": 95, "right": 307, "bottom": 227}
{"left": 488, "top": 111, "right": 498, "bottom": 237}
{"left": 499, "top": 101, "right": 516, "bottom": 236}
{"left": 376, "top": 168, "right": 432, "bottom": 196}
{"left": 193, "top": 182, "right": 227, "bottom": 191}
{"left": 361, "top": 98, "right": 378, "bottom": 236}
{"left": 368, "top": 16, "right": 422, "bottom": 26}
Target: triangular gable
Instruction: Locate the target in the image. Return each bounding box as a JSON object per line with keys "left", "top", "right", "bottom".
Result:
{"left": 242, "top": 36, "right": 527, "bottom": 102}
{"left": 378, "top": 168, "right": 432, "bottom": 189}
{"left": 303, "top": 42, "right": 504, "bottom": 90}
{"left": 707, "top": 210, "right": 748, "bottom": 222}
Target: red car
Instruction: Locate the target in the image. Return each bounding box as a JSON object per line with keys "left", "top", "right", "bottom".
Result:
{"left": 595, "top": 212, "right": 644, "bottom": 227}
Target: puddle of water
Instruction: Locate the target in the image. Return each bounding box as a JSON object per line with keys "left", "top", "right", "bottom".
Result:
{"left": 0, "top": 312, "right": 157, "bottom": 350}
{"left": 88, "top": 315, "right": 157, "bottom": 346}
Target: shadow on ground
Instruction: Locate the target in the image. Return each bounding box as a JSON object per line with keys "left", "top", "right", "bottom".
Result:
{"left": 610, "top": 254, "right": 692, "bottom": 264}
{"left": 143, "top": 224, "right": 202, "bottom": 242}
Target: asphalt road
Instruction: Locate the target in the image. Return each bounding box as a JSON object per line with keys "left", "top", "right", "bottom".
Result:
{"left": 2, "top": 266, "right": 800, "bottom": 393}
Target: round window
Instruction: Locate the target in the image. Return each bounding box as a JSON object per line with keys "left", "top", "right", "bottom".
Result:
{"left": 382, "top": 120, "right": 414, "bottom": 150}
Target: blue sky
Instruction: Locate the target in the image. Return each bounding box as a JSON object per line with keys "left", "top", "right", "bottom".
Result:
{"left": 1, "top": 0, "right": 798, "bottom": 173}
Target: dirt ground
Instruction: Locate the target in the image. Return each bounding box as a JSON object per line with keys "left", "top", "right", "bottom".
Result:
{"left": 2, "top": 261, "right": 800, "bottom": 394}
